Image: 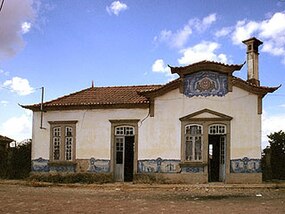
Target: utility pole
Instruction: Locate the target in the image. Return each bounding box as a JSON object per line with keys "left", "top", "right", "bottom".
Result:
{"left": 40, "top": 87, "right": 45, "bottom": 129}
{"left": 0, "top": 0, "right": 5, "bottom": 13}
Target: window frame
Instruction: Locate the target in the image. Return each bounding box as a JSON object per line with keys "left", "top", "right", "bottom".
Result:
{"left": 49, "top": 121, "right": 77, "bottom": 162}
{"left": 114, "top": 126, "right": 135, "bottom": 165}
{"left": 184, "top": 124, "right": 203, "bottom": 162}
{"left": 208, "top": 124, "right": 226, "bottom": 135}
{"left": 109, "top": 120, "right": 139, "bottom": 178}
{"left": 115, "top": 126, "right": 135, "bottom": 136}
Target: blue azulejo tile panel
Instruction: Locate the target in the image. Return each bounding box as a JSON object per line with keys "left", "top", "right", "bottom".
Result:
{"left": 184, "top": 71, "right": 228, "bottom": 97}
{"left": 87, "top": 157, "right": 110, "bottom": 173}
{"left": 32, "top": 157, "right": 49, "bottom": 172}
{"left": 49, "top": 164, "right": 76, "bottom": 172}
{"left": 180, "top": 166, "right": 204, "bottom": 173}
{"left": 230, "top": 157, "right": 261, "bottom": 173}
{"left": 138, "top": 158, "right": 180, "bottom": 173}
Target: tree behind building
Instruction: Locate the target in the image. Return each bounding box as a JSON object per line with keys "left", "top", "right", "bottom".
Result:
{"left": 262, "top": 131, "right": 285, "bottom": 180}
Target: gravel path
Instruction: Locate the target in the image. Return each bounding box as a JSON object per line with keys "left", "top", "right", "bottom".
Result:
{"left": 0, "top": 181, "right": 284, "bottom": 213}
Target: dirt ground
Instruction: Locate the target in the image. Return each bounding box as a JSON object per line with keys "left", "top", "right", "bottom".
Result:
{"left": 0, "top": 181, "right": 284, "bottom": 214}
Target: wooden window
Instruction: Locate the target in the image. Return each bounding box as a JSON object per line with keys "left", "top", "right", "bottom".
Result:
{"left": 185, "top": 124, "right": 203, "bottom": 161}
{"left": 114, "top": 126, "right": 134, "bottom": 164}
{"left": 65, "top": 127, "right": 73, "bottom": 161}
{"left": 52, "top": 127, "right": 61, "bottom": 160}
{"left": 220, "top": 136, "right": 225, "bottom": 164}
{"left": 115, "top": 137, "right": 124, "bottom": 164}
{"left": 115, "top": 126, "right": 134, "bottom": 136}
{"left": 49, "top": 122, "right": 76, "bottom": 161}
{"left": 209, "top": 124, "right": 226, "bottom": 135}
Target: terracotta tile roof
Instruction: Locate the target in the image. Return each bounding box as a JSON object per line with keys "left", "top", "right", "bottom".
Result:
{"left": 21, "top": 61, "right": 279, "bottom": 112}
{"left": 139, "top": 78, "right": 182, "bottom": 98}
{"left": 23, "top": 85, "right": 162, "bottom": 111}
{"left": 22, "top": 76, "right": 279, "bottom": 112}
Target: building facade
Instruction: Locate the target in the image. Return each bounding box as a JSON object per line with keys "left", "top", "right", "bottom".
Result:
{"left": 23, "top": 38, "right": 279, "bottom": 183}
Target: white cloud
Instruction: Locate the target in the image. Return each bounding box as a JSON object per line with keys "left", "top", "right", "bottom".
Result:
{"left": 198, "top": 13, "right": 217, "bottom": 32}
{"left": 151, "top": 59, "right": 177, "bottom": 80}
{"left": 3, "top": 76, "right": 34, "bottom": 96}
{"left": 231, "top": 20, "right": 260, "bottom": 45}
{"left": 0, "top": 69, "right": 9, "bottom": 76}
{"left": 154, "top": 13, "right": 216, "bottom": 49}
{"left": 0, "top": 100, "right": 9, "bottom": 106}
{"left": 172, "top": 25, "right": 192, "bottom": 48}
{"left": 259, "top": 12, "right": 285, "bottom": 39}
{"left": 215, "top": 27, "right": 233, "bottom": 37}
{"left": 178, "top": 41, "right": 228, "bottom": 65}
{"left": 203, "top": 13, "right": 216, "bottom": 25}
{"left": 226, "top": 11, "right": 285, "bottom": 63}
{"left": 21, "top": 21, "right": 32, "bottom": 34}
{"left": 0, "top": 0, "right": 37, "bottom": 60}
{"left": 152, "top": 59, "right": 170, "bottom": 74}
{"left": 262, "top": 111, "right": 285, "bottom": 149}
{"left": 154, "top": 26, "right": 192, "bottom": 49}
{"left": 106, "top": 1, "right": 128, "bottom": 16}
{"left": 0, "top": 110, "right": 32, "bottom": 142}
{"left": 262, "top": 41, "right": 285, "bottom": 56}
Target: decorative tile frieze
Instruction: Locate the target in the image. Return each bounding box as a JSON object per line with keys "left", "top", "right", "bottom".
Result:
{"left": 184, "top": 71, "right": 228, "bottom": 97}
{"left": 31, "top": 157, "right": 49, "bottom": 172}
{"left": 230, "top": 157, "right": 261, "bottom": 173}
{"left": 87, "top": 157, "right": 110, "bottom": 173}
{"left": 138, "top": 158, "right": 180, "bottom": 173}
{"left": 48, "top": 161, "right": 77, "bottom": 172}
{"left": 180, "top": 166, "right": 204, "bottom": 173}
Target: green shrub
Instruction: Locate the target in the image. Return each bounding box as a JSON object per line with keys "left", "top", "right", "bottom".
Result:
{"left": 0, "top": 140, "right": 31, "bottom": 179}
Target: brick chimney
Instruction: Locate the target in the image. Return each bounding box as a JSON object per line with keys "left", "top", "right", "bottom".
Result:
{"left": 242, "top": 37, "right": 263, "bottom": 86}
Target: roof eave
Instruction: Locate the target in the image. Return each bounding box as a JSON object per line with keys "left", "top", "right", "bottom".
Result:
{"left": 169, "top": 61, "right": 244, "bottom": 77}
{"left": 0, "top": 135, "right": 14, "bottom": 143}
{"left": 232, "top": 78, "right": 280, "bottom": 96}
{"left": 22, "top": 102, "right": 150, "bottom": 112}
{"left": 139, "top": 78, "right": 182, "bottom": 98}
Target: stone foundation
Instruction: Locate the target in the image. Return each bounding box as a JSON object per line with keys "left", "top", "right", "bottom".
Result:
{"left": 226, "top": 173, "right": 262, "bottom": 184}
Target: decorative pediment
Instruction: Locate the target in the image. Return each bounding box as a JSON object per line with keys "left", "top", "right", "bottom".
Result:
{"left": 184, "top": 71, "right": 228, "bottom": 97}
{"left": 179, "top": 109, "right": 233, "bottom": 122}
{"left": 168, "top": 61, "right": 244, "bottom": 98}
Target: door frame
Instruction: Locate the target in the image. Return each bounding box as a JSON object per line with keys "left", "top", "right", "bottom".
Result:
{"left": 109, "top": 119, "right": 139, "bottom": 182}
{"left": 208, "top": 133, "right": 226, "bottom": 182}
{"left": 180, "top": 109, "right": 232, "bottom": 183}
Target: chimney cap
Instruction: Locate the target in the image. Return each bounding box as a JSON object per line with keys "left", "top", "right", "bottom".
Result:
{"left": 242, "top": 37, "right": 263, "bottom": 46}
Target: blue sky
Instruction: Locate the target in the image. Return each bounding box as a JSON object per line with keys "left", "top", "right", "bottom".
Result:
{"left": 0, "top": 0, "right": 285, "bottom": 148}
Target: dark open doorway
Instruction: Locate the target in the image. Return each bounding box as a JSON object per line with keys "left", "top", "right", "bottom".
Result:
{"left": 124, "top": 136, "right": 134, "bottom": 182}
{"left": 208, "top": 135, "right": 226, "bottom": 182}
{"left": 208, "top": 135, "right": 220, "bottom": 182}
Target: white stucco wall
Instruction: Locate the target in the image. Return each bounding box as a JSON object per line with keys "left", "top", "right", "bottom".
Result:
{"left": 32, "top": 85, "right": 261, "bottom": 161}
{"left": 137, "top": 86, "right": 261, "bottom": 159}
{"left": 32, "top": 108, "right": 148, "bottom": 160}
